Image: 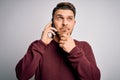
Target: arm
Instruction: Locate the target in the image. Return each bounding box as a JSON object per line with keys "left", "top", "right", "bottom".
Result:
{"left": 58, "top": 32, "right": 100, "bottom": 80}
{"left": 15, "top": 40, "right": 46, "bottom": 80}
{"left": 67, "top": 41, "right": 101, "bottom": 80}
{"left": 16, "top": 21, "right": 56, "bottom": 80}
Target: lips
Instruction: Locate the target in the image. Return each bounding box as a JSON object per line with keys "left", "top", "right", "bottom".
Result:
{"left": 59, "top": 27, "right": 70, "bottom": 35}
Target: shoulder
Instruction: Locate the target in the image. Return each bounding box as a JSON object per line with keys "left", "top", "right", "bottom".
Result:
{"left": 29, "top": 40, "right": 40, "bottom": 46}
{"left": 74, "top": 39, "right": 94, "bottom": 55}
{"left": 74, "top": 39, "right": 93, "bottom": 51}
{"left": 28, "top": 40, "right": 44, "bottom": 49}
{"left": 30, "top": 40, "right": 45, "bottom": 46}
{"left": 74, "top": 39, "right": 91, "bottom": 47}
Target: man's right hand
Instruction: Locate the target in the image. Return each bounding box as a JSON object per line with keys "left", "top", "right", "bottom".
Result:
{"left": 41, "top": 22, "right": 57, "bottom": 45}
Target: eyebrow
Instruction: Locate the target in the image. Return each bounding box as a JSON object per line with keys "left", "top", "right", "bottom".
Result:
{"left": 55, "top": 14, "right": 63, "bottom": 17}
{"left": 55, "top": 14, "right": 74, "bottom": 18}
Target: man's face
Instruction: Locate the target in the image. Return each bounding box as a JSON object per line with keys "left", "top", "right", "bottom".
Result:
{"left": 53, "top": 9, "right": 76, "bottom": 36}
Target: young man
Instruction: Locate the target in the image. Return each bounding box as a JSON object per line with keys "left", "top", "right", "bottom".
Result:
{"left": 16, "top": 2, "right": 101, "bottom": 80}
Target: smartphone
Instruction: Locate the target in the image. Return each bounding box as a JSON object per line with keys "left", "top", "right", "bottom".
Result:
{"left": 51, "top": 18, "right": 55, "bottom": 28}
{"left": 51, "top": 18, "right": 55, "bottom": 38}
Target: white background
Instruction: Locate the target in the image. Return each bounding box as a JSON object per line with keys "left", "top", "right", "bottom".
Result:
{"left": 0, "top": 0, "right": 120, "bottom": 80}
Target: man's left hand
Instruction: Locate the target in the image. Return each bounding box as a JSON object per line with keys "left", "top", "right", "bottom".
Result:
{"left": 59, "top": 32, "right": 76, "bottom": 53}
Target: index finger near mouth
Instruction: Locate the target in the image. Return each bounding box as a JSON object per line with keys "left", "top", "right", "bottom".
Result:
{"left": 66, "top": 32, "right": 70, "bottom": 36}
{"left": 63, "top": 32, "right": 70, "bottom": 36}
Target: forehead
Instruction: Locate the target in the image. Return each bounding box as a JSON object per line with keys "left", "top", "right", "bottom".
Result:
{"left": 54, "top": 9, "right": 74, "bottom": 17}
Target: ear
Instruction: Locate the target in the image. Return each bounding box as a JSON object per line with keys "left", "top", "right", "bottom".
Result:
{"left": 75, "top": 20, "right": 76, "bottom": 24}
{"left": 74, "top": 20, "right": 76, "bottom": 26}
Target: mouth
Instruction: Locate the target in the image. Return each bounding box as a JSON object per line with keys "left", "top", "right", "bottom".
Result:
{"left": 56, "top": 27, "right": 70, "bottom": 37}
{"left": 60, "top": 27, "right": 70, "bottom": 33}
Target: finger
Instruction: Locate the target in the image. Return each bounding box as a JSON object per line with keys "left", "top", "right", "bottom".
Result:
{"left": 62, "top": 31, "right": 70, "bottom": 36}
{"left": 50, "top": 27, "right": 57, "bottom": 34}
{"left": 45, "top": 21, "right": 52, "bottom": 29}
{"left": 59, "top": 40, "right": 65, "bottom": 44}
{"left": 67, "top": 32, "right": 70, "bottom": 37}
{"left": 59, "top": 43, "right": 64, "bottom": 48}
{"left": 48, "top": 30, "right": 56, "bottom": 36}
{"left": 44, "top": 22, "right": 57, "bottom": 32}
{"left": 59, "top": 33, "right": 69, "bottom": 38}
{"left": 47, "top": 32, "right": 55, "bottom": 38}
{"left": 60, "top": 37, "right": 67, "bottom": 41}
{"left": 51, "top": 27, "right": 57, "bottom": 32}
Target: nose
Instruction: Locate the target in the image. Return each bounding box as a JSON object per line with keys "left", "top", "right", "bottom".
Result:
{"left": 62, "top": 19, "right": 68, "bottom": 26}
